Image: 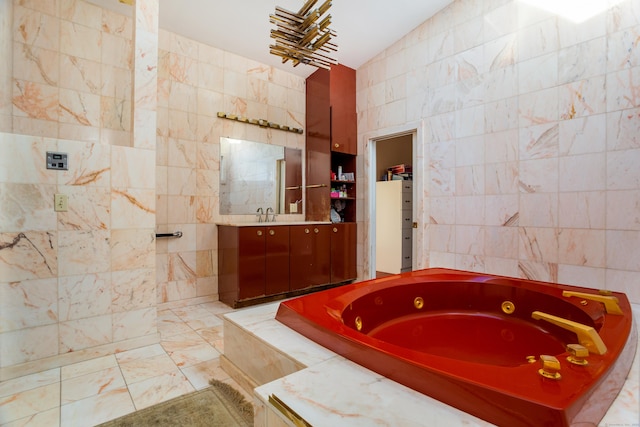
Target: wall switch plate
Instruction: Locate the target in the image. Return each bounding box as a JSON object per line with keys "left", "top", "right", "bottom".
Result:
{"left": 54, "top": 194, "right": 68, "bottom": 212}
{"left": 290, "top": 202, "right": 298, "bottom": 213}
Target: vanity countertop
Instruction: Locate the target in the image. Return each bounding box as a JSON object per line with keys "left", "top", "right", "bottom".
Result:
{"left": 216, "top": 221, "right": 332, "bottom": 227}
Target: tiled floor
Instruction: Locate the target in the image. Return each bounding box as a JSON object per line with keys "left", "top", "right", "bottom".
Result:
{"left": 0, "top": 301, "right": 252, "bottom": 427}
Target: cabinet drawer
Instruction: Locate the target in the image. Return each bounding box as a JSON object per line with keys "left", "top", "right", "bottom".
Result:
{"left": 401, "top": 182, "right": 412, "bottom": 194}
{"left": 401, "top": 196, "right": 412, "bottom": 210}
{"left": 401, "top": 252, "right": 412, "bottom": 269}
{"left": 401, "top": 237, "right": 412, "bottom": 255}
{"left": 401, "top": 230, "right": 412, "bottom": 268}
{"left": 401, "top": 230, "right": 412, "bottom": 248}
{"left": 401, "top": 210, "right": 413, "bottom": 229}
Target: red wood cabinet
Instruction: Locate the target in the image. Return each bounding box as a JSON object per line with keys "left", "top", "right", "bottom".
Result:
{"left": 289, "top": 224, "right": 331, "bottom": 291}
{"left": 330, "top": 222, "right": 357, "bottom": 283}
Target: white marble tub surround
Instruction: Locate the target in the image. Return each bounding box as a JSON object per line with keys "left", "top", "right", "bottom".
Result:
{"left": 221, "top": 303, "right": 640, "bottom": 427}
{"left": 222, "top": 302, "right": 336, "bottom": 368}
{"left": 256, "top": 357, "right": 494, "bottom": 427}
{"left": 221, "top": 302, "right": 336, "bottom": 393}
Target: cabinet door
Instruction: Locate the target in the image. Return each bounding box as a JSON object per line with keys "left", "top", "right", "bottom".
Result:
{"left": 306, "top": 149, "right": 331, "bottom": 222}
{"left": 237, "top": 227, "right": 266, "bottom": 300}
{"left": 306, "top": 68, "right": 330, "bottom": 152}
{"left": 284, "top": 148, "right": 302, "bottom": 214}
{"left": 290, "top": 225, "right": 331, "bottom": 290}
{"left": 330, "top": 222, "right": 357, "bottom": 283}
{"left": 310, "top": 225, "right": 331, "bottom": 286}
{"left": 306, "top": 68, "right": 331, "bottom": 222}
{"left": 218, "top": 225, "right": 240, "bottom": 306}
{"left": 329, "top": 65, "right": 357, "bottom": 155}
{"left": 265, "top": 226, "right": 290, "bottom": 295}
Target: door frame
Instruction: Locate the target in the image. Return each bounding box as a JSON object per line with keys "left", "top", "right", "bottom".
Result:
{"left": 365, "top": 120, "right": 424, "bottom": 279}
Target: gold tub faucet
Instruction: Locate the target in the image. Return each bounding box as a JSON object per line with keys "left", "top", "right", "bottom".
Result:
{"left": 531, "top": 311, "right": 608, "bottom": 355}
{"left": 561, "top": 291, "right": 623, "bottom": 315}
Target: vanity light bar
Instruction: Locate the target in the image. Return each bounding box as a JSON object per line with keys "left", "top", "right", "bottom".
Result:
{"left": 217, "top": 112, "right": 304, "bottom": 134}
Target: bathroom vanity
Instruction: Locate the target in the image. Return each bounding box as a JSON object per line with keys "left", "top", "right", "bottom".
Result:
{"left": 217, "top": 222, "right": 356, "bottom": 307}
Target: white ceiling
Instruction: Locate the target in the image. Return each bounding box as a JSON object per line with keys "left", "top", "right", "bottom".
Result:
{"left": 90, "top": 0, "right": 453, "bottom": 78}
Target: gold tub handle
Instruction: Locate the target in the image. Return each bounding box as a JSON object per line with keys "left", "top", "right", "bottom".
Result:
{"left": 562, "top": 290, "right": 623, "bottom": 315}
{"left": 539, "top": 355, "right": 562, "bottom": 380}
{"left": 531, "top": 311, "right": 607, "bottom": 355}
{"left": 567, "top": 343, "right": 589, "bottom": 366}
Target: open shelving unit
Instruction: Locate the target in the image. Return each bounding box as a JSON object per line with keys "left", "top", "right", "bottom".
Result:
{"left": 330, "top": 151, "right": 356, "bottom": 223}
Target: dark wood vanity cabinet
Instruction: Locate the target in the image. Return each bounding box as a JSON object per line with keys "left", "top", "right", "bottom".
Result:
{"left": 218, "top": 223, "right": 355, "bottom": 307}
{"left": 289, "top": 224, "right": 331, "bottom": 291}
{"left": 218, "top": 225, "right": 289, "bottom": 306}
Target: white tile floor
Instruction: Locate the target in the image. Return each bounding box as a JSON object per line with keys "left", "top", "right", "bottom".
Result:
{"left": 0, "top": 301, "right": 251, "bottom": 427}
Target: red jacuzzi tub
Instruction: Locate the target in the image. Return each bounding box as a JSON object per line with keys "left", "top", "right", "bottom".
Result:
{"left": 275, "top": 268, "right": 636, "bottom": 427}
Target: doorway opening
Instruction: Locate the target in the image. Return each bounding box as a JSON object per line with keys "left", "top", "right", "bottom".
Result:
{"left": 369, "top": 129, "right": 418, "bottom": 279}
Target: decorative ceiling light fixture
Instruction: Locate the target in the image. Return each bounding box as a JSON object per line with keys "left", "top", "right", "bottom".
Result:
{"left": 269, "top": 0, "right": 337, "bottom": 70}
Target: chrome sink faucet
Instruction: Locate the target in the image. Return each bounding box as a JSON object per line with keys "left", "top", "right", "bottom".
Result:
{"left": 265, "top": 207, "right": 275, "bottom": 222}
{"left": 256, "top": 207, "right": 264, "bottom": 222}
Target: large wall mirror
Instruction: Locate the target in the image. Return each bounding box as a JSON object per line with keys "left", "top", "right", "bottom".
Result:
{"left": 219, "top": 137, "right": 303, "bottom": 215}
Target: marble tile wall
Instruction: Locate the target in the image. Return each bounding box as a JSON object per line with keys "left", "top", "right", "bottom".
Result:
{"left": 154, "top": 30, "right": 306, "bottom": 304}
{"left": 356, "top": 0, "right": 640, "bottom": 303}
{"left": 0, "top": 0, "right": 13, "bottom": 132}
{"left": 10, "top": 0, "right": 134, "bottom": 144}
{"left": 0, "top": 0, "right": 159, "bottom": 378}
{"left": 0, "top": 131, "right": 158, "bottom": 377}
{"left": 0, "top": 0, "right": 305, "bottom": 375}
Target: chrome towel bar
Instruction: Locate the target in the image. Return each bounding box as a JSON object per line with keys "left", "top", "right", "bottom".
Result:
{"left": 155, "top": 231, "right": 183, "bottom": 238}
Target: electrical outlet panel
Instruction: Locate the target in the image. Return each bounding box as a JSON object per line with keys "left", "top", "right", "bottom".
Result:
{"left": 47, "top": 152, "right": 68, "bottom": 170}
